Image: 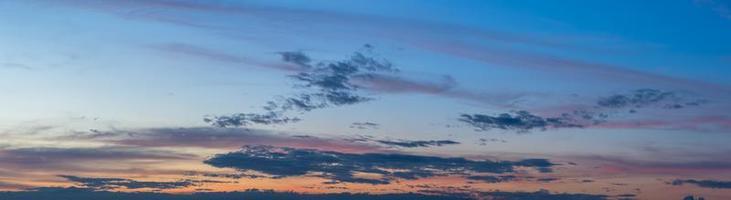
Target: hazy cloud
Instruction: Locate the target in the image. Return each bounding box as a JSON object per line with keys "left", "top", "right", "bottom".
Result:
{"left": 65, "top": 127, "right": 383, "bottom": 153}
{"left": 0, "top": 147, "right": 194, "bottom": 167}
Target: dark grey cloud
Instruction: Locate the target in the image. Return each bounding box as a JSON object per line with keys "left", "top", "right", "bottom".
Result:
{"left": 460, "top": 89, "right": 709, "bottom": 133}
{"left": 278, "top": 51, "right": 312, "bottom": 68}
{"left": 184, "top": 171, "right": 265, "bottom": 179}
{"left": 204, "top": 112, "right": 300, "bottom": 127}
{"left": 683, "top": 195, "right": 707, "bottom": 200}
{"left": 466, "top": 175, "right": 516, "bottom": 183}
{"left": 469, "top": 175, "right": 561, "bottom": 183}
{"left": 597, "top": 89, "right": 706, "bottom": 111}
{"left": 204, "top": 145, "right": 553, "bottom": 185}
{"left": 59, "top": 175, "right": 195, "bottom": 190}
{"left": 205, "top": 45, "right": 397, "bottom": 127}
{"left": 671, "top": 179, "right": 731, "bottom": 189}
{"left": 0, "top": 187, "right": 470, "bottom": 200}
{"left": 417, "top": 188, "right": 608, "bottom": 200}
{"left": 375, "top": 139, "right": 459, "bottom": 148}
{"left": 459, "top": 110, "right": 582, "bottom": 133}
{"left": 475, "top": 190, "right": 608, "bottom": 200}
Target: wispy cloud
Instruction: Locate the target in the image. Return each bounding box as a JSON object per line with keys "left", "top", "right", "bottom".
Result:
{"left": 413, "top": 40, "right": 730, "bottom": 94}
{"left": 570, "top": 154, "right": 731, "bottom": 174}
{"left": 63, "top": 127, "right": 383, "bottom": 153}
{"left": 48, "top": 0, "right": 731, "bottom": 96}
{"left": 151, "top": 43, "right": 303, "bottom": 71}
{"left": 0, "top": 63, "right": 33, "bottom": 70}
{"left": 203, "top": 45, "right": 399, "bottom": 127}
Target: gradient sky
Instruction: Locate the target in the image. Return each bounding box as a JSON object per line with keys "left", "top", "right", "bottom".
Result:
{"left": 1, "top": 0, "right": 730, "bottom": 200}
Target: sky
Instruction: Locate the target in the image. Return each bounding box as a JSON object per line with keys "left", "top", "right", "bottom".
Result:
{"left": 0, "top": 0, "right": 730, "bottom": 199}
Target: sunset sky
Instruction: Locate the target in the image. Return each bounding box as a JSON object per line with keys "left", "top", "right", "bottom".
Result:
{"left": 1, "top": 0, "right": 730, "bottom": 200}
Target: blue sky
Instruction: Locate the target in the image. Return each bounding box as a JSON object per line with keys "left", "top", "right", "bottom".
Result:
{"left": 1, "top": 0, "right": 730, "bottom": 199}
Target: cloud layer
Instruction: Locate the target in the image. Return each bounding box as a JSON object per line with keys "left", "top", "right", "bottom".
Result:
{"left": 204, "top": 145, "right": 553, "bottom": 184}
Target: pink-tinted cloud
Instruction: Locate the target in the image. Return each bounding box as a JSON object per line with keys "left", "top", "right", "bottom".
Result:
{"left": 573, "top": 154, "right": 731, "bottom": 175}
{"left": 411, "top": 40, "right": 730, "bottom": 94}
{"left": 67, "top": 127, "right": 385, "bottom": 153}
{"left": 47, "top": 0, "right": 730, "bottom": 102}
{"left": 151, "top": 43, "right": 302, "bottom": 72}
{"left": 594, "top": 115, "right": 731, "bottom": 131}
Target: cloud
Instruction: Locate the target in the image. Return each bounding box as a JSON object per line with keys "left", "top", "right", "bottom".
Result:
{"left": 374, "top": 139, "right": 460, "bottom": 148}
{"left": 0, "top": 62, "right": 33, "bottom": 70}
{"left": 593, "top": 115, "right": 731, "bottom": 131}
{"left": 474, "top": 190, "right": 606, "bottom": 200}
{"left": 0, "top": 187, "right": 472, "bottom": 200}
{"left": 278, "top": 51, "right": 312, "bottom": 68}
{"left": 204, "top": 112, "right": 301, "bottom": 127}
{"left": 0, "top": 181, "right": 30, "bottom": 191}
{"left": 151, "top": 43, "right": 303, "bottom": 72}
{"left": 204, "top": 145, "right": 554, "bottom": 184}
{"left": 418, "top": 188, "right": 608, "bottom": 200}
{"left": 48, "top": 0, "right": 730, "bottom": 95}
{"left": 157, "top": 43, "right": 523, "bottom": 108}
{"left": 671, "top": 179, "right": 731, "bottom": 189}
{"left": 59, "top": 175, "right": 195, "bottom": 190}
{"left": 683, "top": 195, "right": 707, "bottom": 200}
{"left": 349, "top": 122, "right": 379, "bottom": 129}
{"left": 204, "top": 45, "right": 396, "bottom": 127}
{"left": 569, "top": 154, "right": 731, "bottom": 175}
{"left": 414, "top": 40, "right": 730, "bottom": 94}
{"left": 0, "top": 147, "right": 194, "bottom": 167}
{"left": 0, "top": 146, "right": 198, "bottom": 177}
{"left": 478, "top": 138, "right": 507, "bottom": 146}
{"left": 596, "top": 89, "right": 706, "bottom": 110}
{"left": 459, "top": 110, "right": 582, "bottom": 132}
{"left": 353, "top": 74, "right": 455, "bottom": 94}
{"left": 65, "top": 127, "right": 383, "bottom": 153}
{"left": 461, "top": 89, "right": 714, "bottom": 133}
{"left": 465, "top": 175, "right": 516, "bottom": 183}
